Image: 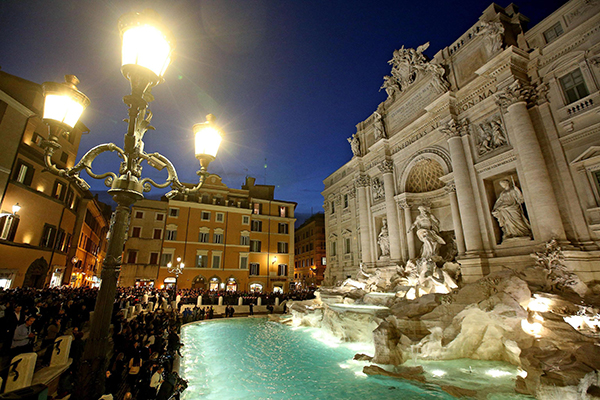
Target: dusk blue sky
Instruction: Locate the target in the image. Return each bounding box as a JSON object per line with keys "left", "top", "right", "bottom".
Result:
{"left": 0, "top": 0, "right": 566, "bottom": 223}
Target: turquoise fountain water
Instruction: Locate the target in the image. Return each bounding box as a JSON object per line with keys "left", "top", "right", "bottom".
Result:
{"left": 180, "top": 318, "right": 533, "bottom": 400}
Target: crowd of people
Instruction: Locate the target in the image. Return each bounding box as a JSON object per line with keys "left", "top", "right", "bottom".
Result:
{"left": 0, "top": 286, "right": 315, "bottom": 400}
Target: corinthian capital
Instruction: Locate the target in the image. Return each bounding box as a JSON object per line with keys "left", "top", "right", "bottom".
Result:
{"left": 378, "top": 160, "right": 394, "bottom": 174}
{"left": 355, "top": 174, "right": 370, "bottom": 188}
{"left": 441, "top": 118, "right": 468, "bottom": 139}
{"left": 444, "top": 181, "right": 456, "bottom": 193}
{"left": 495, "top": 80, "right": 535, "bottom": 108}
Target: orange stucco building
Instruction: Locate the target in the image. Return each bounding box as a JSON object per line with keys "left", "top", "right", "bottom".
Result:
{"left": 121, "top": 176, "right": 296, "bottom": 292}
{"left": 0, "top": 70, "right": 110, "bottom": 288}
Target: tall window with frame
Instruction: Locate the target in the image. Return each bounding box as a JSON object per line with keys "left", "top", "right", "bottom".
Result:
{"left": 127, "top": 250, "right": 138, "bottom": 264}
{"left": 13, "top": 160, "right": 34, "bottom": 186}
{"left": 161, "top": 253, "right": 173, "bottom": 266}
{"left": 279, "top": 206, "right": 287, "bottom": 218}
{"left": 251, "top": 220, "right": 262, "bottom": 232}
{"left": 239, "top": 255, "right": 248, "bottom": 270}
{"left": 240, "top": 234, "right": 250, "bottom": 246}
{"left": 213, "top": 233, "right": 223, "bottom": 244}
{"left": 250, "top": 240, "right": 261, "bottom": 252}
{"left": 52, "top": 180, "right": 66, "bottom": 201}
{"left": 253, "top": 203, "right": 262, "bottom": 215}
{"left": 165, "top": 227, "right": 177, "bottom": 241}
{"left": 249, "top": 263, "right": 260, "bottom": 276}
{"left": 278, "top": 223, "right": 288, "bottom": 234}
{"left": 331, "top": 241, "right": 337, "bottom": 257}
{"left": 345, "top": 237, "right": 351, "bottom": 254}
{"left": 331, "top": 201, "right": 335, "bottom": 214}
{"left": 277, "top": 241, "right": 288, "bottom": 254}
{"left": 560, "top": 69, "right": 589, "bottom": 104}
{"left": 543, "top": 21, "right": 564, "bottom": 44}
{"left": 149, "top": 252, "right": 159, "bottom": 265}
{"left": 0, "top": 215, "right": 19, "bottom": 241}
{"left": 199, "top": 231, "right": 209, "bottom": 243}
{"left": 196, "top": 254, "right": 208, "bottom": 268}
{"left": 40, "top": 224, "right": 57, "bottom": 248}
{"left": 277, "top": 264, "right": 288, "bottom": 276}
{"left": 212, "top": 254, "right": 221, "bottom": 269}
{"left": 344, "top": 194, "right": 349, "bottom": 208}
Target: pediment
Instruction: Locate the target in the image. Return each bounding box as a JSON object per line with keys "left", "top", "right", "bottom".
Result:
{"left": 341, "top": 229, "right": 352, "bottom": 236}
{"left": 572, "top": 146, "right": 600, "bottom": 164}
{"left": 328, "top": 232, "right": 338, "bottom": 239}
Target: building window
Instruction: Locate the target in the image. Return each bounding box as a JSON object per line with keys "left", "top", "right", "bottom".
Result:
{"left": 60, "top": 152, "right": 69, "bottom": 164}
{"left": 240, "top": 255, "right": 248, "bottom": 269}
{"left": 249, "top": 263, "right": 260, "bottom": 276}
{"left": 344, "top": 194, "right": 349, "bottom": 208}
{"left": 54, "top": 229, "right": 66, "bottom": 251}
{"left": 560, "top": 69, "right": 589, "bottom": 105}
{"left": 213, "top": 233, "right": 223, "bottom": 244}
{"left": 149, "top": 252, "right": 159, "bottom": 265}
{"left": 199, "top": 231, "right": 209, "bottom": 243}
{"left": 156, "top": 213, "right": 165, "bottom": 221}
{"left": 40, "top": 224, "right": 57, "bottom": 248}
{"left": 52, "top": 180, "right": 66, "bottom": 201}
{"left": 201, "top": 211, "right": 211, "bottom": 221}
{"left": 331, "top": 201, "right": 335, "bottom": 214}
{"left": 278, "top": 264, "right": 288, "bottom": 276}
{"left": 216, "top": 213, "right": 224, "bottom": 222}
{"left": 131, "top": 227, "right": 141, "bottom": 238}
{"left": 134, "top": 211, "right": 144, "bottom": 219}
{"left": 277, "top": 242, "right": 288, "bottom": 253}
{"left": 14, "top": 160, "right": 34, "bottom": 186}
{"left": 253, "top": 203, "right": 262, "bottom": 215}
{"left": 169, "top": 208, "right": 179, "bottom": 217}
{"left": 240, "top": 235, "right": 249, "bottom": 246}
{"left": 278, "top": 223, "right": 288, "bottom": 234}
{"left": 322, "top": 256, "right": 326, "bottom": 265}
{"left": 0, "top": 215, "right": 19, "bottom": 241}
{"left": 251, "top": 220, "right": 262, "bottom": 232}
{"left": 345, "top": 238, "right": 351, "bottom": 254}
{"left": 31, "top": 132, "right": 44, "bottom": 146}
{"left": 201, "top": 194, "right": 210, "bottom": 204}
{"left": 72, "top": 196, "right": 80, "bottom": 212}
{"left": 543, "top": 21, "right": 564, "bottom": 44}
{"left": 279, "top": 206, "right": 287, "bottom": 218}
{"left": 196, "top": 255, "right": 208, "bottom": 268}
{"left": 166, "top": 227, "right": 177, "bottom": 241}
{"left": 153, "top": 229, "right": 162, "bottom": 240}
{"left": 127, "top": 250, "right": 138, "bottom": 264}
{"left": 242, "top": 215, "right": 250, "bottom": 224}
{"left": 250, "top": 240, "right": 261, "bottom": 252}
{"left": 65, "top": 189, "right": 74, "bottom": 209}
{"left": 331, "top": 241, "right": 337, "bottom": 257}
{"left": 161, "top": 253, "right": 173, "bottom": 266}
{"left": 212, "top": 255, "right": 221, "bottom": 269}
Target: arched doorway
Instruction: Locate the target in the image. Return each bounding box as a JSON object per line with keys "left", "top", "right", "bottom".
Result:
{"left": 22, "top": 257, "right": 49, "bottom": 288}
{"left": 226, "top": 277, "right": 237, "bottom": 292}
{"left": 209, "top": 276, "right": 221, "bottom": 291}
{"left": 249, "top": 282, "right": 263, "bottom": 293}
{"left": 192, "top": 275, "right": 206, "bottom": 289}
{"left": 163, "top": 277, "right": 176, "bottom": 289}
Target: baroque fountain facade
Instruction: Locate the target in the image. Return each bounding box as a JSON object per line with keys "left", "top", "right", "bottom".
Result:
{"left": 304, "top": 1, "right": 600, "bottom": 398}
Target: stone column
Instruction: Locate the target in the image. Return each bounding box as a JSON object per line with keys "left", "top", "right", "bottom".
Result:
{"left": 355, "top": 175, "right": 374, "bottom": 263}
{"left": 399, "top": 200, "right": 416, "bottom": 259}
{"left": 442, "top": 119, "right": 483, "bottom": 253}
{"left": 445, "top": 182, "right": 466, "bottom": 255}
{"left": 378, "top": 161, "right": 402, "bottom": 260}
{"left": 496, "top": 81, "right": 566, "bottom": 242}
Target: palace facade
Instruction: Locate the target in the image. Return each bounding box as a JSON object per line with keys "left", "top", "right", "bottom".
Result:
{"left": 323, "top": 0, "right": 600, "bottom": 284}
{"left": 120, "top": 176, "right": 296, "bottom": 292}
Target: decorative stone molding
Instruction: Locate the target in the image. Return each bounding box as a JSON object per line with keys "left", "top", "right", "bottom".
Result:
{"left": 346, "top": 187, "right": 356, "bottom": 199}
{"left": 441, "top": 118, "right": 468, "bottom": 139}
{"left": 495, "top": 80, "right": 535, "bottom": 109}
{"left": 444, "top": 181, "right": 456, "bottom": 193}
{"left": 535, "top": 81, "right": 550, "bottom": 105}
{"left": 396, "top": 199, "right": 411, "bottom": 209}
{"left": 355, "top": 174, "right": 370, "bottom": 188}
{"left": 378, "top": 160, "right": 394, "bottom": 174}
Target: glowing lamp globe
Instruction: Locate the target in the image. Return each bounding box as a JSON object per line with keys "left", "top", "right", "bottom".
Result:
{"left": 194, "top": 114, "right": 223, "bottom": 169}
{"left": 42, "top": 75, "right": 90, "bottom": 130}
{"left": 119, "top": 10, "right": 174, "bottom": 87}
{"left": 12, "top": 203, "right": 21, "bottom": 214}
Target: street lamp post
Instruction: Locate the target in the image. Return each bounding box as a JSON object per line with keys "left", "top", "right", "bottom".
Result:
{"left": 39, "top": 10, "right": 223, "bottom": 400}
{"left": 167, "top": 256, "right": 185, "bottom": 305}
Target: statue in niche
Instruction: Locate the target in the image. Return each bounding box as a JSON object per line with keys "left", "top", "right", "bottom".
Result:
{"left": 492, "top": 179, "right": 532, "bottom": 240}
{"left": 347, "top": 133, "right": 361, "bottom": 157}
{"left": 407, "top": 206, "right": 446, "bottom": 259}
{"left": 372, "top": 178, "right": 384, "bottom": 201}
{"left": 373, "top": 112, "right": 386, "bottom": 140}
{"left": 378, "top": 219, "right": 390, "bottom": 258}
{"left": 476, "top": 20, "right": 505, "bottom": 54}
